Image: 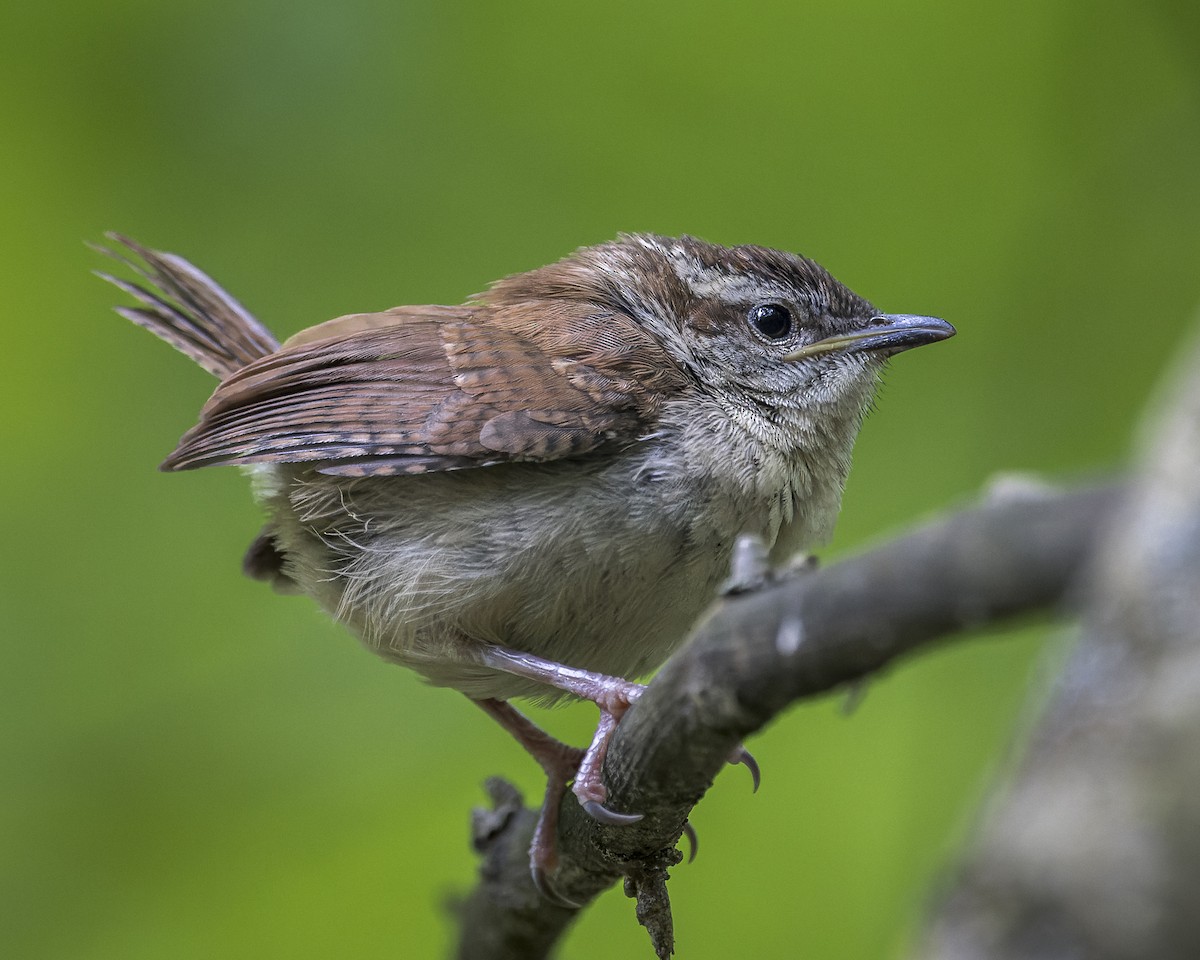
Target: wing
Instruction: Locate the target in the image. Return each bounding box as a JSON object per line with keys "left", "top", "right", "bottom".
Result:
{"left": 162, "top": 302, "right": 687, "bottom": 477}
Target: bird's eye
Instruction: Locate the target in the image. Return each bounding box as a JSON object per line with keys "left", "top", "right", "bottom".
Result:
{"left": 747, "top": 303, "right": 793, "bottom": 341}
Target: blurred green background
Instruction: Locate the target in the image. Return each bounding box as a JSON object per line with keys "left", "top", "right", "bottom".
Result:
{"left": 3, "top": 1, "right": 1198, "bottom": 957}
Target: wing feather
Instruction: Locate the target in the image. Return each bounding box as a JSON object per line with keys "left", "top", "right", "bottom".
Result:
{"left": 162, "top": 303, "right": 685, "bottom": 475}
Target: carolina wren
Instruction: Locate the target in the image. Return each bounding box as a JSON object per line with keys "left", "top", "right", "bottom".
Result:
{"left": 98, "top": 233, "right": 953, "bottom": 899}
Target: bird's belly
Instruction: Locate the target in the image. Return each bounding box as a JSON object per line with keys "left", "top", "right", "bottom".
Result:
{"left": 264, "top": 461, "right": 760, "bottom": 702}
{"left": 354, "top": 504, "right": 733, "bottom": 702}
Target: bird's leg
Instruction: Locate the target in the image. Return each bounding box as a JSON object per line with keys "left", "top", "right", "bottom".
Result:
{"left": 476, "top": 643, "right": 760, "bottom": 805}
{"left": 473, "top": 698, "right": 585, "bottom": 904}
{"left": 473, "top": 645, "right": 645, "bottom": 823}
{"left": 471, "top": 643, "right": 760, "bottom": 901}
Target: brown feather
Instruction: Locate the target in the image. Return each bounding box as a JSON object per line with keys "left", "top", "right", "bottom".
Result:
{"left": 94, "top": 234, "right": 278, "bottom": 377}
{"left": 161, "top": 300, "right": 688, "bottom": 474}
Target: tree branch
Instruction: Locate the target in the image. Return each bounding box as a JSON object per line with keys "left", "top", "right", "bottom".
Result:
{"left": 456, "top": 480, "right": 1125, "bottom": 958}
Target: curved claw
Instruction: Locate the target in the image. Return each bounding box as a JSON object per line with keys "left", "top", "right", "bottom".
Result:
{"left": 681, "top": 820, "right": 699, "bottom": 864}
{"left": 731, "top": 746, "right": 761, "bottom": 793}
{"left": 581, "top": 799, "right": 644, "bottom": 825}
{"left": 531, "top": 865, "right": 582, "bottom": 910}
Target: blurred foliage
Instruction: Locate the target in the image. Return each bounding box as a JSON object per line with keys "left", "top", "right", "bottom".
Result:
{"left": 2, "top": 1, "right": 1198, "bottom": 958}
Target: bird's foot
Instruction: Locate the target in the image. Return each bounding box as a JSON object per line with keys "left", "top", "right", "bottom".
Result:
{"left": 569, "top": 677, "right": 645, "bottom": 824}
{"left": 474, "top": 699, "right": 586, "bottom": 905}
{"left": 472, "top": 647, "right": 762, "bottom": 902}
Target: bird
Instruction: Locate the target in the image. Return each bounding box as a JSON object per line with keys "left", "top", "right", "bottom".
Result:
{"left": 96, "top": 231, "right": 953, "bottom": 900}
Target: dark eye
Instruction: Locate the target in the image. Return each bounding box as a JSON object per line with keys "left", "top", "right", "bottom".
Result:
{"left": 747, "top": 303, "right": 793, "bottom": 341}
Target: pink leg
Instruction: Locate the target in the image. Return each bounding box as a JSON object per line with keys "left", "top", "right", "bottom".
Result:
{"left": 473, "top": 645, "right": 644, "bottom": 822}
{"left": 470, "top": 643, "right": 761, "bottom": 901}
{"left": 474, "top": 698, "right": 585, "bottom": 904}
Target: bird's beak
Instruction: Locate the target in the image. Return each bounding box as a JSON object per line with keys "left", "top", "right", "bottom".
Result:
{"left": 783, "top": 314, "right": 956, "bottom": 362}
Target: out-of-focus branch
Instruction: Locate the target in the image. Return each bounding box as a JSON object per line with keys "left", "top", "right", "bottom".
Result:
{"left": 914, "top": 324, "right": 1200, "bottom": 960}
{"left": 456, "top": 480, "right": 1124, "bottom": 959}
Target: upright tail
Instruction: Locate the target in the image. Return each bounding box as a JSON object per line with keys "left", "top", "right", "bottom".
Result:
{"left": 94, "top": 233, "right": 279, "bottom": 378}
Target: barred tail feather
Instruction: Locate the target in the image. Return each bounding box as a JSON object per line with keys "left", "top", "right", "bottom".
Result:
{"left": 94, "top": 233, "right": 279, "bottom": 378}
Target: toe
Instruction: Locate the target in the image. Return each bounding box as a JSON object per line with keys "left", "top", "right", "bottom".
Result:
{"left": 681, "top": 820, "right": 699, "bottom": 863}
{"left": 729, "top": 746, "right": 761, "bottom": 792}
{"left": 581, "top": 799, "right": 644, "bottom": 825}
{"left": 531, "top": 864, "right": 582, "bottom": 909}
